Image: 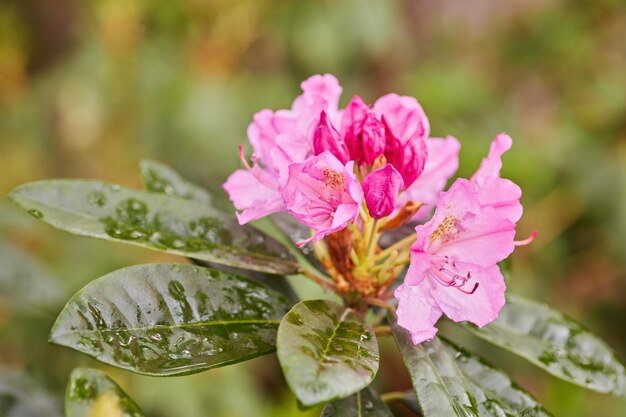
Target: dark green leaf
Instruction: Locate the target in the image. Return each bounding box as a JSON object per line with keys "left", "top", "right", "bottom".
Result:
{"left": 389, "top": 312, "right": 476, "bottom": 417}
{"left": 463, "top": 295, "right": 626, "bottom": 397}
{"left": 277, "top": 300, "right": 379, "bottom": 407}
{"left": 65, "top": 368, "right": 144, "bottom": 417}
{"left": 140, "top": 159, "right": 212, "bottom": 204}
{"left": 50, "top": 263, "right": 292, "bottom": 376}
{"left": 0, "top": 369, "right": 62, "bottom": 417}
{"left": 321, "top": 387, "right": 394, "bottom": 417}
{"left": 390, "top": 312, "right": 554, "bottom": 416}
{"left": 9, "top": 180, "right": 298, "bottom": 275}
{"left": 441, "top": 337, "right": 553, "bottom": 416}
{"left": 0, "top": 240, "right": 62, "bottom": 313}
{"left": 190, "top": 258, "right": 298, "bottom": 304}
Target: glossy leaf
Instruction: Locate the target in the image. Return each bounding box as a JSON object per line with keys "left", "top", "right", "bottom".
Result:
{"left": 50, "top": 263, "right": 292, "bottom": 376}
{"left": 463, "top": 295, "right": 626, "bottom": 397}
{"left": 9, "top": 180, "right": 298, "bottom": 275}
{"left": 442, "top": 337, "right": 553, "bottom": 416}
{"left": 391, "top": 312, "right": 553, "bottom": 416}
{"left": 0, "top": 240, "right": 62, "bottom": 313}
{"left": 277, "top": 300, "right": 379, "bottom": 407}
{"left": 389, "top": 312, "right": 476, "bottom": 417}
{"left": 0, "top": 370, "right": 62, "bottom": 417}
{"left": 321, "top": 387, "right": 394, "bottom": 417}
{"left": 140, "top": 159, "right": 212, "bottom": 204}
{"left": 190, "top": 259, "right": 298, "bottom": 304}
{"left": 65, "top": 368, "right": 144, "bottom": 417}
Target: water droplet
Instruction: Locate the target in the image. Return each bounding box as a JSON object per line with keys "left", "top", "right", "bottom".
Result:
{"left": 172, "top": 239, "right": 185, "bottom": 248}
{"left": 27, "top": 209, "right": 43, "bottom": 219}
{"left": 364, "top": 400, "right": 374, "bottom": 410}
{"left": 87, "top": 191, "right": 107, "bottom": 207}
{"left": 359, "top": 334, "right": 370, "bottom": 342}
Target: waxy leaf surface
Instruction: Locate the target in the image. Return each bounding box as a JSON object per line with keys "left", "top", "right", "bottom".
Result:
{"left": 321, "top": 387, "right": 393, "bottom": 417}
{"left": 140, "top": 159, "right": 212, "bottom": 204}
{"left": 390, "top": 312, "right": 476, "bottom": 417}
{"left": 464, "top": 295, "right": 626, "bottom": 397}
{"left": 277, "top": 300, "right": 379, "bottom": 407}
{"left": 9, "top": 180, "right": 298, "bottom": 274}
{"left": 65, "top": 368, "right": 144, "bottom": 417}
{"left": 50, "top": 263, "right": 292, "bottom": 376}
{"left": 391, "top": 312, "right": 553, "bottom": 416}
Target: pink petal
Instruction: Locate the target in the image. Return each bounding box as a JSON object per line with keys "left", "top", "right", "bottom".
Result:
{"left": 292, "top": 74, "right": 343, "bottom": 128}
{"left": 282, "top": 152, "right": 362, "bottom": 243}
{"left": 341, "top": 95, "right": 369, "bottom": 136}
{"left": 313, "top": 111, "right": 349, "bottom": 163}
{"left": 363, "top": 164, "right": 404, "bottom": 219}
{"left": 222, "top": 169, "right": 285, "bottom": 224}
{"left": 360, "top": 113, "right": 386, "bottom": 165}
{"left": 247, "top": 109, "right": 295, "bottom": 173}
{"left": 270, "top": 133, "right": 312, "bottom": 184}
{"left": 430, "top": 263, "right": 506, "bottom": 327}
{"left": 471, "top": 133, "right": 512, "bottom": 186}
{"left": 373, "top": 93, "right": 430, "bottom": 143}
{"left": 476, "top": 177, "right": 523, "bottom": 223}
{"left": 419, "top": 179, "right": 516, "bottom": 267}
{"left": 395, "top": 283, "right": 442, "bottom": 344}
{"left": 404, "top": 249, "right": 431, "bottom": 286}
{"left": 431, "top": 206, "right": 516, "bottom": 267}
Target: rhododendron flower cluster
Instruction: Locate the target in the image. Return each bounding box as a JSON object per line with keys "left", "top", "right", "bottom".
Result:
{"left": 224, "top": 74, "right": 532, "bottom": 344}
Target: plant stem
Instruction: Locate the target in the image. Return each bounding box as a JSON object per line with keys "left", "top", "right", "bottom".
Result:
{"left": 375, "top": 233, "right": 416, "bottom": 262}
{"left": 374, "top": 325, "right": 392, "bottom": 336}
{"left": 302, "top": 269, "right": 336, "bottom": 291}
{"left": 363, "top": 297, "right": 396, "bottom": 311}
{"left": 380, "top": 391, "right": 412, "bottom": 403}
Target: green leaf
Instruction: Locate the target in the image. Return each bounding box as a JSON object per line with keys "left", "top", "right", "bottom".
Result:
{"left": 0, "top": 369, "right": 62, "bottom": 417}
{"left": 390, "top": 313, "right": 554, "bottom": 416}
{"left": 140, "top": 159, "right": 212, "bottom": 204}
{"left": 0, "top": 240, "right": 62, "bottom": 313}
{"left": 389, "top": 312, "right": 477, "bottom": 417}
{"left": 9, "top": 180, "right": 298, "bottom": 275}
{"left": 277, "top": 300, "right": 379, "bottom": 407}
{"left": 441, "top": 337, "right": 553, "bottom": 416}
{"left": 462, "top": 295, "right": 626, "bottom": 397}
{"left": 190, "top": 259, "right": 299, "bottom": 305}
{"left": 321, "top": 387, "right": 394, "bottom": 417}
{"left": 65, "top": 368, "right": 144, "bottom": 417}
{"left": 50, "top": 263, "right": 292, "bottom": 376}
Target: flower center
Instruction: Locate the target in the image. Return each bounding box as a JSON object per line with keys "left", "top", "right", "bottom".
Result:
{"left": 429, "top": 214, "right": 461, "bottom": 244}
{"left": 323, "top": 169, "right": 345, "bottom": 188}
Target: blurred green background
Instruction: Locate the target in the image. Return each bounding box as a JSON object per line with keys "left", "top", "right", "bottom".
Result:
{"left": 1, "top": 0, "right": 625, "bottom": 416}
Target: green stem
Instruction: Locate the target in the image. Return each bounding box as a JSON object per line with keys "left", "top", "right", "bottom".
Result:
{"left": 375, "top": 233, "right": 416, "bottom": 262}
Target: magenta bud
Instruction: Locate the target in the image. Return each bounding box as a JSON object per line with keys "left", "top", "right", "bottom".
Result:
{"left": 313, "top": 111, "right": 350, "bottom": 164}
{"left": 363, "top": 164, "right": 404, "bottom": 219}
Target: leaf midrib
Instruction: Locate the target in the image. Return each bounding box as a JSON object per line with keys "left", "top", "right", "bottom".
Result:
{"left": 320, "top": 308, "right": 351, "bottom": 363}
{"left": 53, "top": 318, "right": 281, "bottom": 339}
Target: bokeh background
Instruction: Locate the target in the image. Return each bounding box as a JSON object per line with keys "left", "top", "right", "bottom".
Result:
{"left": 1, "top": 0, "right": 625, "bottom": 416}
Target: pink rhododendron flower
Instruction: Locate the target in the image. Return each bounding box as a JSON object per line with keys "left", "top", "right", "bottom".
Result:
{"left": 396, "top": 179, "right": 516, "bottom": 344}
{"left": 281, "top": 151, "right": 363, "bottom": 246}
{"left": 224, "top": 74, "right": 342, "bottom": 224}
{"left": 363, "top": 164, "right": 404, "bottom": 219}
